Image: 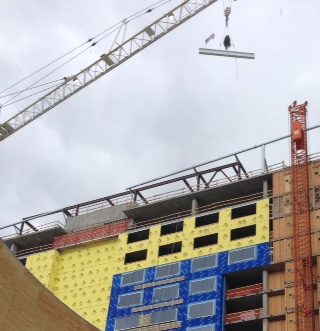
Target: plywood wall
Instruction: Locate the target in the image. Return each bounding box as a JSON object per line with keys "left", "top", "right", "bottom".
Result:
{"left": 0, "top": 240, "right": 99, "bottom": 331}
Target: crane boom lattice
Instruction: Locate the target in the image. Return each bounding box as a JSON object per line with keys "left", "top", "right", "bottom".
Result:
{"left": 0, "top": 0, "right": 217, "bottom": 142}
{"left": 289, "top": 101, "right": 315, "bottom": 331}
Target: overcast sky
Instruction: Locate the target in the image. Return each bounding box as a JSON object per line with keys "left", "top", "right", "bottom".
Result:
{"left": 0, "top": 0, "right": 320, "bottom": 228}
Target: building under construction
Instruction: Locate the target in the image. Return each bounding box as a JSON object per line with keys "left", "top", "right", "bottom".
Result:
{"left": 0, "top": 102, "right": 319, "bottom": 331}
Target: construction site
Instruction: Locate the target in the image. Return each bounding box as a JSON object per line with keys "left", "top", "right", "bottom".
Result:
{"left": 0, "top": 1, "right": 319, "bottom": 331}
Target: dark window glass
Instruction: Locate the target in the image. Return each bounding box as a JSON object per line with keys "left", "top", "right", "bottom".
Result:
{"left": 114, "top": 314, "right": 140, "bottom": 330}
{"left": 153, "top": 284, "right": 179, "bottom": 302}
{"left": 124, "top": 249, "right": 147, "bottom": 264}
{"left": 118, "top": 292, "right": 142, "bottom": 308}
{"left": 158, "top": 242, "right": 182, "bottom": 256}
{"left": 186, "top": 326, "right": 215, "bottom": 331}
{"left": 160, "top": 221, "right": 183, "bottom": 236}
{"left": 151, "top": 308, "right": 177, "bottom": 324}
{"left": 121, "top": 270, "right": 145, "bottom": 286}
{"left": 231, "top": 203, "right": 256, "bottom": 219}
{"left": 191, "top": 254, "right": 217, "bottom": 273}
{"left": 188, "top": 301, "right": 216, "bottom": 319}
{"left": 127, "top": 229, "right": 150, "bottom": 244}
{"left": 155, "top": 262, "right": 180, "bottom": 279}
{"left": 195, "top": 213, "right": 219, "bottom": 227}
{"left": 230, "top": 225, "right": 256, "bottom": 241}
{"left": 190, "top": 277, "right": 216, "bottom": 295}
{"left": 228, "top": 246, "right": 256, "bottom": 264}
{"left": 194, "top": 233, "right": 218, "bottom": 249}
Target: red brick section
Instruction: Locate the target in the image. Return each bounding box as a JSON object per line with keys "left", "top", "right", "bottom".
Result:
{"left": 53, "top": 220, "right": 130, "bottom": 249}
{"left": 225, "top": 308, "right": 263, "bottom": 324}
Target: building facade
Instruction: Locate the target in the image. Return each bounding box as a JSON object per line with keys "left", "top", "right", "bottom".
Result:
{"left": 3, "top": 158, "right": 320, "bottom": 331}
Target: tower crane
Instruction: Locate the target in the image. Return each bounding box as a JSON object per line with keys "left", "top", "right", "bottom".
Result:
{"left": 0, "top": 0, "right": 217, "bottom": 142}
{"left": 289, "top": 101, "right": 315, "bottom": 331}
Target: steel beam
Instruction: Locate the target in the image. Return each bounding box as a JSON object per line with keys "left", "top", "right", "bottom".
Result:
{"left": 199, "top": 48, "right": 255, "bottom": 59}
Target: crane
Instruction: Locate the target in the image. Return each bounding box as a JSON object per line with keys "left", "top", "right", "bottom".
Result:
{"left": 289, "top": 101, "right": 315, "bottom": 331}
{"left": 0, "top": 0, "right": 217, "bottom": 142}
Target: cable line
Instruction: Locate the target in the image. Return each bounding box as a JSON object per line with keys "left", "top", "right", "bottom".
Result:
{"left": 0, "top": 0, "right": 173, "bottom": 97}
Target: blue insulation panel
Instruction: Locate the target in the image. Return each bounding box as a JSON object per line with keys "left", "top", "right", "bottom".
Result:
{"left": 106, "top": 243, "right": 270, "bottom": 331}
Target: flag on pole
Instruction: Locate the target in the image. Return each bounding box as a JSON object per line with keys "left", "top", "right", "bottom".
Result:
{"left": 205, "top": 33, "right": 215, "bottom": 45}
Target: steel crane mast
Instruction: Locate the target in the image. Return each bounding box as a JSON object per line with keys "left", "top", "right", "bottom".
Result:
{"left": 289, "top": 101, "right": 315, "bottom": 331}
{"left": 0, "top": 0, "right": 217, "bottom": 142}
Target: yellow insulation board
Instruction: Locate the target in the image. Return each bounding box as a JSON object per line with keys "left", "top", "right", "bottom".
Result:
{"left": 26, "top": 198, "right": 269, "bottom": 330}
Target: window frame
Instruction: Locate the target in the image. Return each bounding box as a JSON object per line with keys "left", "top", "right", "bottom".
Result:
{"left": 191, "top": 254, "right": 218, "bottom": 273}
{"left": 151, "top": 307, "right": 178, "bottom": 324}
{"left": 121, "top": 269, "right": 146, "bottom": 287}
{"left": 189, "top": 276, "right": 217, "bottom": 296}
{"left": 187, "top": 299, "right": 216, "bottom": 319}
{"left": 186, "top": 324, "right": 216, "bottom": 331}
{"left": 155, "top": 262, "right": 181, "bottom": 280}
{"left": 153, "top": 283, "right": 180, "bottom": 303}
{"left": 114, "top": 314, "right": 140, "bottom": 331}
{"left": 118, "top": 290, "right": 144, "bottom": 308}
{"left": 228, "top": 245, "right": 257, "bottom": 265}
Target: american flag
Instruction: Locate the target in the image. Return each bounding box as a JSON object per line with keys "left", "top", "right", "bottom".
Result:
{"left": 205, "top": 33, "right": 215, "bottom": 45}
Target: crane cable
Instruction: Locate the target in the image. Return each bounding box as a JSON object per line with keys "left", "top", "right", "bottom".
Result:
{"left": 0, "top": 0, "right": 174, "bottom": 109}
{"left": 220, "top": 0, "right": 235, "bottom": 50}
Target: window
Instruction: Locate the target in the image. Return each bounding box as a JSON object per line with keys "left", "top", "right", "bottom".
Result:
{"left": 230, "top": 225, "right": 256, "bottom": 241}
{"left": 121, "top": 270, "right": 145, "bottom": 286}
{"left": 115, "top": 314, "right": 140, "bottom": 330}
{"left": 186, "top": 325, "right": 216, "bottom": 331}
{"left": 160, "top": 221, "right": 183, "bottom": 236}
{"left": 190, "top": 277, "right": 217, "bottom": 295}
{"left": 193, "top": 233, "right": 218, "bottom": 249}
{"left": 231, "top": 203, "right": 256, "bottom": 219}
{"left": 127, "top": 229, "right": 150, "bottom": 244}
{"left": 195, "top": 213, "right": 219, "bottom": 228}
{"left": 155, "top": 262, "right": 180, "bottom": 279}
{"left": 188, "top": 300, "right": 216, "bottom": 319}
{"left": 151, "top": 308, "right": 178, "bottom": 324}
{"left": 153, "top": 284, "right": 179, "bottom": 302}
{"left": 118, "top": 292, "right": 143, "bottom": 308}
{"left": 191, "top": 254, "right": 217, "bottom": 273}
{"left": 124, "top": 249, "right": 147, "bottom": 264}
{"left": 158, "top": 242, "right": 182, "bottom": 256}
{"left": 228, "top": 246, "right": 256, "bottom": 264}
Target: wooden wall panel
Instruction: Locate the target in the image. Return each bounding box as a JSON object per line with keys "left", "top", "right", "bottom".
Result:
{"left": 268, "top": 295, "right": 285, "bottom": 316}
{"left": 273, "top": 195, "right": 292, "bottom": 219}
{"left": 312, "top": 231, "right": 320, "bottom": 255}
{"left": 273, "top": 238, "right": 294, "bottom": 262}
{"left": 309, "top": 162, "right": 320, "bottom": 187}
{"left": 0, "top": 241, "right": 99, "bottom": 331}
{"left": 285, "top": 262, "right": 317, "bottom": 285}
{"left": 311, "top": 210, "right": 320, "bottom": 232}
{"left": 315, "top": 314, "right": 319, "bottom": 331}
{"left": 317, "top": 256, "right": 320, "bottom": 281}
{"left": 268, "top": 320, "right": 286, "bottom": 331}
{"left": 273, "top": 216, "right": 293, "bottom": 239}
{"left": 272, "top": 170, "right": 291, "bottom": 196}
{"left": 286, "top": 312, "right": 296, "bottom": 331}
{"left": 285, "top": 261, "right": 295, "bottom": 285}
{"left": 285, "top": 286, "right": 295, "bottom": 310}
{"left": 269, "top": 271, "right": 285, "bottom": 291}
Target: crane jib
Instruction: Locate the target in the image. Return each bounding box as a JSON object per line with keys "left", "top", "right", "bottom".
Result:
{"left": 0, "top": 0, "right": 217, "bottom": 142}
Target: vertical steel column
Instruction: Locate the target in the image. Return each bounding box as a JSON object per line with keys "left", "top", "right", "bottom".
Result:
{"left": 261, "top": 144, "right": 267, "bottom": 173}
{"left": 262, "top": 270, "right": 268, "bottom": 331}
{"left": 289, "top": 101, "right": 315, "bottom": 331}
{"left": 191, "top": 198, "right": 198, "bottom": 215}
{"left": 10, "top": 242, "right": 18, "bottom": 253}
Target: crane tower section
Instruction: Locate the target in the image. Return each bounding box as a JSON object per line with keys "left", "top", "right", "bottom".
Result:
{"left": 289, "top": 101, "right": 315, "bottom": 331}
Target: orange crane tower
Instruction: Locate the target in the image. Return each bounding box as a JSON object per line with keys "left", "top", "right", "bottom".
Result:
{"left": 289, "top": 101, "right": 315, "bottom": 331}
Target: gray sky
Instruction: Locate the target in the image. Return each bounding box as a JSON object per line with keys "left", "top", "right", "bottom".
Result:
{"left": 0, "top": 0, "right": 320, "bottom": 227}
